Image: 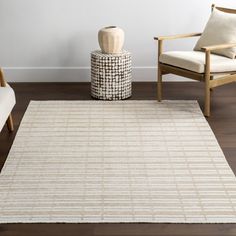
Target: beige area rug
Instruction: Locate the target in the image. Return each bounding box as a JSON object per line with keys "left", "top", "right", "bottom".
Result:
{"left": 1, "top": 100, "right": 236, "bottom": 223}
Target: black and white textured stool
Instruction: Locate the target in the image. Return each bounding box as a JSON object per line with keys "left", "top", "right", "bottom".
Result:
{"left": 91, "top": 50, "right": 132, "bottom": 100}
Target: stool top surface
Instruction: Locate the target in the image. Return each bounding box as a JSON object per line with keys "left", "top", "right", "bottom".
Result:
{"left": 91, "top": 50, "right": 131, "bottom": 57}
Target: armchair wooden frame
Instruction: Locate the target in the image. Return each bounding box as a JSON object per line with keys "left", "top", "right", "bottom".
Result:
{"left": 0, "top": 68, "right": 14, "bottom": 132}
{"left": 154, "top": 5, "right": 236, "bottom": 117}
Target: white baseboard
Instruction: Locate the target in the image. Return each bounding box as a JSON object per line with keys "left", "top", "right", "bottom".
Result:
{"left": 3, "top": 67, "right": 192, "bottom": 82}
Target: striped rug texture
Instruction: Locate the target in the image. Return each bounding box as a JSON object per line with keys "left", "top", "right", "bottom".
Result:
{"left": 1, "top": 100, "right": 236, "bottom": 223}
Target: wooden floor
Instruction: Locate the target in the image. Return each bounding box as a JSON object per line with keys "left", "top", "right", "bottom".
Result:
{"left": 0, "top": 82, "right": 236, "bottom": 236}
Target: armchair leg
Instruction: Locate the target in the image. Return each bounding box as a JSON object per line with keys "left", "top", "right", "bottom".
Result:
{"left": 204, "top": 51, "right": 211, "bottom": 117}
{"left": 157, "top": 40, "right": 163, "bottom": 102}
{"left": 157, "top": 65, "right": 162, "bottom": 102}
{"left": 204, "top": 85, "right": 211, "bottom": 117}
{"left": 6, "top": 114, "right": 14, "bottom": 132}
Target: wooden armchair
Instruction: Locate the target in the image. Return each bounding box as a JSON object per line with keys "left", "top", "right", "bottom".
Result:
{"left": 154, "top": 5, "right": 236, "bottom": 117}
{"left": 0, "top": 69, "right": 15, "bottom": 132}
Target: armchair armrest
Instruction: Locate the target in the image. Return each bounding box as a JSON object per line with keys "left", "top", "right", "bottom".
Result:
{"left": 0, "top": 69, "right": 7, "bottom": 87}
{"left": 154, "top": 33, "right": 202, "bottom": 41}
{"left": 201, "top": 43, "right": 236, "bottom": 52}
{"left": 154, "top": 33, "right": 202, "bottom": 59}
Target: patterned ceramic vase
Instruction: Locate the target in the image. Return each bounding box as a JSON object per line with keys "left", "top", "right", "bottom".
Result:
{"left": 98, "top": 26, "right": 125, "bottom": 54}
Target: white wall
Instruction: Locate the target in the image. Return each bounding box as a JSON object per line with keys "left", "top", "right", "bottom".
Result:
{"left": 0, "top": 0, "right": 235, "bottom": 82}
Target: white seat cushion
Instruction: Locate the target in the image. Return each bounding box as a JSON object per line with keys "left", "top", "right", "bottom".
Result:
{"left": 0, "top": 85, "right": 16, "bottom": 132}
{"left": 160, "top": 51, "right": 236, "bottom": 73}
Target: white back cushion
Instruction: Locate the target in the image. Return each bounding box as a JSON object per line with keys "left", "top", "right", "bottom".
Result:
{"left": 194, "top": 8, "right": 236, "bottom": 59}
